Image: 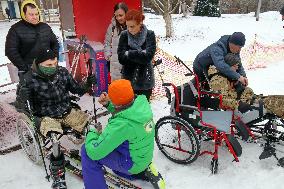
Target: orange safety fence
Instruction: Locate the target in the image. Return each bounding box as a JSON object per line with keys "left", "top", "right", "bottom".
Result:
{"left": 241, "top": 34, "right": 284, "bottom": 70}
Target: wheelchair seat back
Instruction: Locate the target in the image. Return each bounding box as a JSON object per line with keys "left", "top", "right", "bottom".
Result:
{"left": 172, "top": 79, "right": 220, "bottom": 114}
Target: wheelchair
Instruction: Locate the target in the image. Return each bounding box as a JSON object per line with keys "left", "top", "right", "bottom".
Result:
{"left": 15, "top": 99, "right": 146, "bottom": 189}
{"left": 16, "top": 109, "right": 90, "bottom": 164}
{"left": 154, "top": 58, "right": 246, "bottom": 174}
{"left": 155, "top": 57, "right": 284, "bottom": 171}
{"left": 15, "top": 99, "right": 112, "bottom": 186}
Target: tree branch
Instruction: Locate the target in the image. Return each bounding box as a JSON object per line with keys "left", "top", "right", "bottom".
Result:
{"left": 170, "top": 0, "right": 181, "bottom": 14}
{"left": 156, "top": 0, "right": 165, "bottom": 9}
{"left": 150, "top": 0, "right": 164, "bottom": 14}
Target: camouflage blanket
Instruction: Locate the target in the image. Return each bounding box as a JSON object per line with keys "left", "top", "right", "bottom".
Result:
{"left": 263, "top": 95, "right": 284, "bottom": 119}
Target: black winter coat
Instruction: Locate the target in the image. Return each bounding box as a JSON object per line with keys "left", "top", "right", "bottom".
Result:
{"left": 117, "top": 30, "right": 156, "bottom": 90}
{"left": 21, "top": 66, "right": 88, "bottom": 118}
{"left": 5, "top": 20, "right": 59, "bottom": 72}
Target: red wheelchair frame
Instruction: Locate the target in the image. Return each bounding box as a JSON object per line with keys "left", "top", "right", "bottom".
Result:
{"left": 155, "top": 57, "right": 245, "bottom": 174}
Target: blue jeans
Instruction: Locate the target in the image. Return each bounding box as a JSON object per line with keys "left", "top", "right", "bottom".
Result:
{"left": 81, "top": 142, "right": 134, "bottom": 189}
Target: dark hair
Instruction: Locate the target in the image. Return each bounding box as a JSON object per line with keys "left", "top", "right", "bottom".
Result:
{"left": 23, "top": 3, "right": 37, "bottom": 14}
{"left": 114, "top": 2, "right": 128, "bottom": 14}
{"left": 224, "top": 53, "right": 241, "bottom": 66}
{"left": 113, "top": 2, "right": 128, "bottom": 34}
{"left": 280, "top": 5, "right": 284, "bottom": 16}
{"left": 125, "top": 9, "right": 145, "bottom": 23}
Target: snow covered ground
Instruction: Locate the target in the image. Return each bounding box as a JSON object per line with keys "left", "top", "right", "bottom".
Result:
{"left": 1, "top": 12, "right": 284, "bottom": 189}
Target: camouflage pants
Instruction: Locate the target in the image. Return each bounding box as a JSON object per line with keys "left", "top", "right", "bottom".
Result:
{"left": 209, "top": 73, "right": 254, "bottom": 110}
{"left": 208, "top": 66, "right": 284, "bottom": 118}
{"left": 40, "top": 108, "right": 91, "bottom": 137}
{"left": 263, "top": 95, "right": 284, "bottom": 119}
{"left": 239, "top": 87, "right": 254, "bottom": 104}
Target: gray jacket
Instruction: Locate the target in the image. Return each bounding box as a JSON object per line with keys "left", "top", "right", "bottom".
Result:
{"left": 104, "top": 18, "right": 123, "bottom": 81}
{"left": 193, "top": 35, "right": 246, "bottom": 81}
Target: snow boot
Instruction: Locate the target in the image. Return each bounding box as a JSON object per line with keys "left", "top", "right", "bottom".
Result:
{"left": 143, "top": 162, "right": 165, "bottom": 189}
{"left": 49, "top": 153, "right": 67, "bottom": 189}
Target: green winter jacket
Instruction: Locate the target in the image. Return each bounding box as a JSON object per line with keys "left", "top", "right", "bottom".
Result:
{"left": 85, "top": 95, "right": 155, "bottom": 174}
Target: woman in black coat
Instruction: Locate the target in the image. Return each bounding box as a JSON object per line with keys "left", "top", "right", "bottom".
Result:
{"left": 117, "top": 9, "right": 156, "bottom": 101}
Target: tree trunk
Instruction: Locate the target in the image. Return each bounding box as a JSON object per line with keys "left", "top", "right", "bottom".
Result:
{"left": 256, "top": 0, "right": 262, "bottom": 21}
{"left": 164, "top": 1, "right": 173, "bottom": 38}
{"left": 163, "top": 11, "right": 173, "bottom": 38}
{"left": 149, "top": 0, "right": 174, "bottom": 38}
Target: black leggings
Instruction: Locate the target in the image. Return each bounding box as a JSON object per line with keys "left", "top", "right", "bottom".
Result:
{"left": 134, "top": 89, "right": 153, "bottom": 102}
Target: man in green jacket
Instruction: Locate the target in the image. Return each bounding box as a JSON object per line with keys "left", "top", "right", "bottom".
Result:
{"left": 81, "top": 79, "right": 165, "bottom": 189}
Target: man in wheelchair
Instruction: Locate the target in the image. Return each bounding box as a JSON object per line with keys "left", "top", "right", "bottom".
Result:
{"left": 18, "top": 48, "right": 96, "bottom": 189}
{"left": 172, "top": 53, "right": 284, "bottom": 139}
{"left": 207, "top": 53, "right": 284, "bottom": 164}
{"left": 208, "top": 53, "right": 284, "bottom": 122}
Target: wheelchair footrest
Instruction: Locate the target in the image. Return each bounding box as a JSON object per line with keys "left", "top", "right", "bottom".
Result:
{"left": 259, "top": 145, "right": 276, "bottom": 160}
{"left": 278, "top": 157, "right": 284, "bottom": 167}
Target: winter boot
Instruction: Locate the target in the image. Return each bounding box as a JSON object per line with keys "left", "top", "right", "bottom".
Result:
{"left": 49, "top": 153, "right": 67, "bottom": 189}
{"left": 143, "top": 162, "right": 165, "bottom": 189}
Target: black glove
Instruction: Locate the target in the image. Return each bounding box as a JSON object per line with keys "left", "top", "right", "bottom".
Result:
{"left": 86, "top": 74, "right": 97, "bottom": 86}
{"left": 234, "top": 82, "right": 245, "bottom": 99}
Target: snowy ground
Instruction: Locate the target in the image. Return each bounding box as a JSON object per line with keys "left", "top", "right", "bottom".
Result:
{"left": 1, "top": 12, "right": 284, "bottom": 189}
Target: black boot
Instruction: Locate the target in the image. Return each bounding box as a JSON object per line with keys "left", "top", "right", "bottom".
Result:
{"left": 143, "top": 162, "right": 165, "bottom": 189}
{"left": 49, "top": 153, "right": 67, "bottom": 189}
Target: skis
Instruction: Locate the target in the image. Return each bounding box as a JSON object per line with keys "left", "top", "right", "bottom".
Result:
{"left": 0, "top": 144, "right": 21, "bottom": 155}
{"left": 65, "top": 161, "right": 142, "bottom": 189}
{"left": 63, "top": 148, "right": 142, "bottom": 189}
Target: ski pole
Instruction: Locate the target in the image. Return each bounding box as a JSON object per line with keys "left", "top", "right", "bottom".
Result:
{"left": 87, "top": 58, "right": 98, "bottom": 123}
{"left": 26, "top": 100, "right": 50, "bottom": 181}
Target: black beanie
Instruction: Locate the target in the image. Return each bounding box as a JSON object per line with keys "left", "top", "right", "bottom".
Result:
{"left": 35, "top": 48, "right": 56, "bottom": 64}
{"left": 280, "top": 6, "right": 284, "bottom": 16}
{"left": 229, "top": 32, "right": 246, "bottom": 47}
{"left": 224, "top": 53, "right": 240, "bottom": 67}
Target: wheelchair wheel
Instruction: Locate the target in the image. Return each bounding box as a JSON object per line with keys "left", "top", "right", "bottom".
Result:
{"left": 16, "top": 113, "right": 42, "bottom": 165}
{"left": 155, "top": 116, "right": 200, "bottom": 164}
{"left": 211, "top": 158, "right": 218, "bottom": 174}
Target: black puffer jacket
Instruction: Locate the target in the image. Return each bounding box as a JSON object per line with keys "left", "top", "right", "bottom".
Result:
{"left": 117, "top": 30, "right": 156, "bottom": 90}
{"left": 5, "top": 20, "right": 59, "bottom": 72}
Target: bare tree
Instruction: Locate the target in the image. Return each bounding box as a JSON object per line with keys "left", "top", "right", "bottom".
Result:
{"left": 255, "top": 0, "right": 262, "bottom": 21}
{"left": 149, "top": 0, "right": 181, "bottom": 37}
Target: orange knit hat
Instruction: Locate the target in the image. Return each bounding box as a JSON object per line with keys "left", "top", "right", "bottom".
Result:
{"left": 108, "top": 79, "right": 134, "bottom": 106}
